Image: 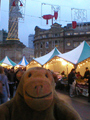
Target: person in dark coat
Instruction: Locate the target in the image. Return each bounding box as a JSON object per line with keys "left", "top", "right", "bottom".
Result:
{"left": 68, "top": 69, "right": 77, "bottom": 97}
{"left": 84, "top": 67, "right": 90, "bottom": 79}
{"left": 87, "top": 73, "right": 90, "bottom": 102}
{"left": 8, "top": 67, "right": 15, "bottom": 99}
{"left": 83, "top": 67, "right": 90, "bottom": 102}
{"left": 14, "top": 69, "right": 20, "bottom": 89}
{"left": 14, "top": 67, "right": 25, "bottom": 89}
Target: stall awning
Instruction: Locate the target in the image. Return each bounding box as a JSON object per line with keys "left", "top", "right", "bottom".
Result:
{"left": 57, "top": 41, "right": 90, "bottom": 64}
{"left": 33, "top": 47, "right": 62, "bottom": 65}
{"left": 0, "top": 56, "right": 16, "bottom": 66}
{"left": 18, "top": 56, "right": 29, "bottom": 66}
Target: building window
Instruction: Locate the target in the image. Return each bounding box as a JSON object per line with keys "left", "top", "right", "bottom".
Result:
{"left": 45, "top": 41, "right": 49, "bottom": 48}
{"left": 52, "top": 34, "right": 54, "bottom": 37}
{"left": 36, "top": 53, "right": 38, "bottom": 58}
{"left": 42, "top": 35, "right": 46, "bottom": 38}
{"left": 40, "top": 51, "right": 43, "bottom": 56}
{"left": 60, "top": 33, "right": 63, "bottom": 36}
{"left": 67, "top": 42, "right": 71, "bottom": 46}
{"left": 52, "top": 41, "right": 55, "bottom": 48}
{"left": 74, "top": 33, "right": 78, "bottom": 35}
{"left": 86, "top": 32, "right": 90, "bottom": 34}
{"left": 52, "top": 40, "right": 58, "bottom": 48}
{"left": 36, "top": 43, "right": 39, "bottom": 49}
{"left": 74, "top": 42, "right": 79, "bottom": 47}
{"left": 55, "top": 33, "right": 58, "bottom": 37}
{"left": 67, "top": 33, "right": 70, "bottom": 35}
{"left": 46, "top": 34, "right": 48, "bottom": 38}
{"left": 58, "top": 33, "right": 60, "bottom": 37}
{"left": 46, "top": 50, "right": 49, "bottom": 54}
{"left": 40, "top": 36, "right": 42, "bottom": 39}
{"left": 36, "top": 44, "right": 37, "bottom": 49}
{"left": 80, "top": 32, "right": 84, "bottom": 34}
{"left": 55, "top": 40, "right": 58, "bottom": 46}
{"left": 40, "top": 42, "right": 43, "bottom": 49}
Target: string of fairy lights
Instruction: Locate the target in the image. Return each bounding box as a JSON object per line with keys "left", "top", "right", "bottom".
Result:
{"left": 27, "top": 57, "right": 90, "bottom": 71}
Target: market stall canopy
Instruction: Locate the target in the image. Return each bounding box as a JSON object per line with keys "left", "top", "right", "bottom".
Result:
{"left": 57, "top": 41, "right": 90, "bottom": 64}
{"left": 0, "top": 56, "right": 16, "bottom": 66}
{"left": 33, "top": 47, "right": 62, "bottom": 65}
{"left": 18, "top": 56, "right": 29, "bottom": 66}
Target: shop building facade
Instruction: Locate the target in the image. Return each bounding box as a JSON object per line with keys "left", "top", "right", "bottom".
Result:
{"left": 34, "top": 22, "right": 90, "bottom": 58}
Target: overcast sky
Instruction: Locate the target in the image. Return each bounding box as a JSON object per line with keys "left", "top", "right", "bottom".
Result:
{"left": 0, "top": 0, "right": 90, "bottom": 47}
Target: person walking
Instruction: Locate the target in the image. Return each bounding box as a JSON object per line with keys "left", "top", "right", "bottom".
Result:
{"left": 84, "top": 67, "right": 90, "bottom": 79}
{"left": 0, "top": 66, "right": 10, "bottom": 104}
{"left": 8, "top": 67, "right": 15, "bottom": 99}
{"left": 87, "top": 77, "right": 90, "bottom": 102}
{"left": 68, "top": 68, "right": 77, "bottom": 97}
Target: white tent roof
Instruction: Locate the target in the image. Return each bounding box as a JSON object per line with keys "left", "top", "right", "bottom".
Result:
{"left": 33, "top": 47, "right": 61, "bottom": 65}
{"left": 57, "top": 41, "right": 90, "bottom": 64}
{"left": 18, "top": 56, "right": 29, "bottom": 66}
{"left": 0, "top": 56, "right": 16, "bottom": 66}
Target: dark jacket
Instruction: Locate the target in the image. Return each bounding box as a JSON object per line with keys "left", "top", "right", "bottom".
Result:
{"left": 68, "top": 72, "right": 76, "bottom": 84}
{"left": 84, "top": 70, "right": 90, "bottom": 79}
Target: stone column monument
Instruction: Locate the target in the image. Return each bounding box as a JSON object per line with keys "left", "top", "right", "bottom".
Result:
{"left": 0, "top": 0, "right": 25, "bottom": 63}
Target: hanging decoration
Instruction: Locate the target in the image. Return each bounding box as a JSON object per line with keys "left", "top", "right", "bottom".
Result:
{"left": 42, "top": 11, "right": 58, "bottom": 25}
{"left": 41, "top": 4, "right": 60, "bottom": 25}
{"left": 12, "top": 1, "right": 16, "bottom": 6}
{"left": 54, "top": 11, "right": 58, "bottom": 20}
{"left": 42, "top": 14, "right": 53, "bottom": 24}
{"left": 20, "top": 1, "right": 23, "bottom": 6}
{"left": 72, "top": 21, "right": 77, "bottom": 29}
{"left": 71, "top": 8, "right": 87, "bottom": 29}
{"left": 12, "top": 0, "right": 23, "bottom": 7}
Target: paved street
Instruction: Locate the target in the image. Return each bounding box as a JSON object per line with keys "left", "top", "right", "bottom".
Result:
{"left": 56, "top": 90, "right": 90, "bottom": 120}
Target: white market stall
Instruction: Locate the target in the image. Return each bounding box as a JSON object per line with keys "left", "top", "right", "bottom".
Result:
{"left": 27, "top": 47, "right": 61, "bottom": 70}
{"left": 18, "top": 56, "right": 29, "bottom": 66}
{"left": 0, "top": 56, "right": 17, "bottom": 68}
{"left": 15, "top": 56, "right": 29, "bottom": 70}
{"left": 27, "top": 60, "right": 42, "bottom": 69}
{"left": 57, "top": 41, "right": 90, "bottom": 76}
{"left": 43, "top": 56, "right": 74, "bottom": 75}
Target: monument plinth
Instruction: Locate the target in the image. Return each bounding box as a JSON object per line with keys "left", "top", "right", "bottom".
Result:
{"left": 0, "top": 40, "right": 26, "bottom": 63}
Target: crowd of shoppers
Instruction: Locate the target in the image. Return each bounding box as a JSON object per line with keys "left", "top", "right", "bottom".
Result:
{"left": 0, "top": 66, "right": 25, "bottom": 105}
